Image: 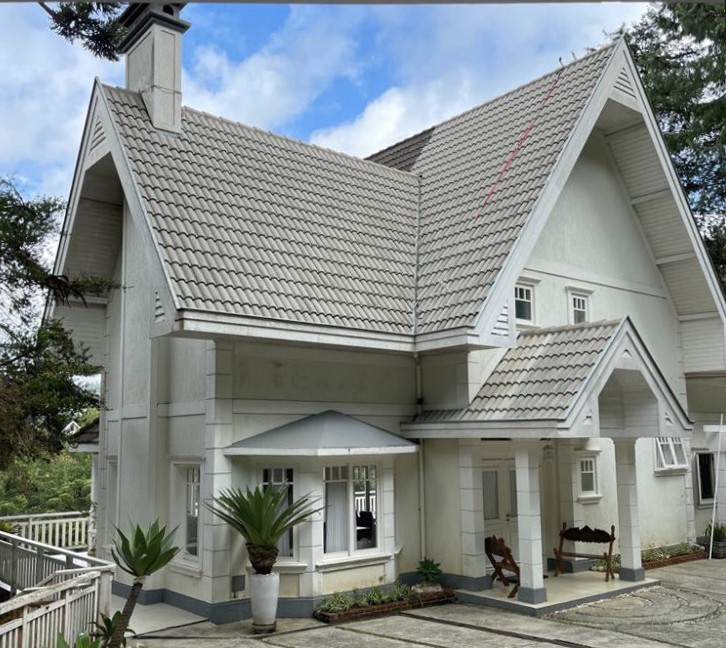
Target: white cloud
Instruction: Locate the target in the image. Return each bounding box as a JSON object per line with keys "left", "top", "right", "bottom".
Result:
{"left": 183, "top": 6, "right": 364, "bottom": 129}
{"left": 0, "top": 4, "right": 122, "bottom": 198}
{"left": 310, "top": 3, "right": 648, "bottom": 157}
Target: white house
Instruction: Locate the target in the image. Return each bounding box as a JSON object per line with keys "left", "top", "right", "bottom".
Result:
{"left": 51, "top": 4, "right": 726, "bottom": 620}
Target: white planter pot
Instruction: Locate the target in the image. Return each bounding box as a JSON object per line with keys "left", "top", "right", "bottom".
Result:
{"left": 251, "top": 572, "right": 280, "bottom": 633}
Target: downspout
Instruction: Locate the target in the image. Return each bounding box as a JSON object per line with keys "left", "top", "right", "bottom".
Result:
{"left": 413, "top": 174, "right": 426, "bottom": 559}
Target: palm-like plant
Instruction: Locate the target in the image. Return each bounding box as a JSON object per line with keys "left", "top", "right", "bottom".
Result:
{"left": 107, "top": 520, "right": 179, "bottom": 648}
{"left": 206, "top": 485, "right": 321, "bottom": 574}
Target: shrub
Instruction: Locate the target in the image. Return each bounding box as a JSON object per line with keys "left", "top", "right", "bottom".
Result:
{"left": 416, "top": 557, "right": 442, "bottom": 584}
{"left": 315, "top": 592, "right": 354, "bottom": 613}
{"left": 705, "top": 522, "right": 726, "bottom": 542}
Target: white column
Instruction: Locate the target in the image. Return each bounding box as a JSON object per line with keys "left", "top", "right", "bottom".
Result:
{"left": 514, "top": 440, "right": 546, "bottom": 603}
{"left": 203, "top": 340, "right": 235, "bottom": 611}
{"left": 459, "top": 442, "right": 486, "bottom": 589}
{"left": 614, "top": 439, "right": 644, "bottom": 581}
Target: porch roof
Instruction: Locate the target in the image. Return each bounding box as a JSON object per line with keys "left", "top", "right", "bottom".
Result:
{"left": 406, "top": 317, "right": 691, "bottom": 436}
{"left": 224, "top": 410, "right": 419, "bottom": 456}
{"left": 419, "top": 320, "right": 622, "bottom": 422}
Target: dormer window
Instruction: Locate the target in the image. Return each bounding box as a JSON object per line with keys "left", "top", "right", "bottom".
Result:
{"left": 515, "top": 284, "right": 534, "bottom": 323}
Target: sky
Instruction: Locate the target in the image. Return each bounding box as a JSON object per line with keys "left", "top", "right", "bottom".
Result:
{"left": 0, "top": 2, "right": 650, "bottom": 202}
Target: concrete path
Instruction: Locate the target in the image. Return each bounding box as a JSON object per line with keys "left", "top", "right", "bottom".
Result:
{"left": 130, "top": 558, "right": 726, "bottom": 648}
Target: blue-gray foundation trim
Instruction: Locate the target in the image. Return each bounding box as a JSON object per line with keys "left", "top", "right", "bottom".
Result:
{"left": 399, "top": 571, "right": 492, "bottom": 591}
{"left": 546, "top": 557, "right": 595, "bottom": 574}
{"left": 518, "top": 587, "right": 547, "bottom": 604}
{"left": 619, "top": 567, "right": 646, "bottom": 582}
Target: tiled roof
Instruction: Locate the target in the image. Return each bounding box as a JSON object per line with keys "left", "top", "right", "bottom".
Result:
{"left": 370, "top": 45, "right": 615, "bottom": 333}
{"left": 103, "top": 86, "right": 419, "bottom": 334}
{"left": 417, "top": 320, "right": 622, "bottom": 422}
{"left": 103, "top": 43, "right": 615, "bottom": 337}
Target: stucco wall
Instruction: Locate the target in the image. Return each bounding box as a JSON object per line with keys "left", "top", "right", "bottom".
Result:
{"left": 525, "top": 134, "right": 685, "bottom": 402}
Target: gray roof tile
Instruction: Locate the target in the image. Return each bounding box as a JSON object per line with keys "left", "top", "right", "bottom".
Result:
{"left": 103, "top": 43, "right": 615, "bottom": 337}
{"left": 417, "top": 320, "right": 621, "bottom": 422}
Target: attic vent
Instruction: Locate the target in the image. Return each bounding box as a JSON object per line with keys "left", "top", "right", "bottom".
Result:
{"left": 154, "top": 292, "right": 166, "bottom": 323}
{"left": 491, "top": 303, "right": 510, "bottom": 338}
{"left": 613, "top": 67, "right": 636, "bottom": 99}
{"left": 89, "top": 116, "right": 106, "bottom": 155}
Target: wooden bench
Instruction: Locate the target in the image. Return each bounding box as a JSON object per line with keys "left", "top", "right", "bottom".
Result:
{"left": 553, "top": 523, "right": 616, "bottom": 582}
{"left": 485, "top": 535, "right": 520, "bottom": 599}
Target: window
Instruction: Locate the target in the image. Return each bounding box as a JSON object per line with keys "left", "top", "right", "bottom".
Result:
{"left": 696, "top": 452, "right": 716, "bottom": 504}
{"left": 262, "top": 467, "right": 294, "bottom": 557}
{"left": 324, "top": 464, "right": 378, "bottom": 554}
{"left": 184, "top": 467, "right": 200, "bottom": 556}
{"left": 579, "top": 457, "right": 597, "bottom": 495}
{"left": 655, "top": 437, "right": 688, "bottom": 471}
{"left": 571, "top": 293, "right": 589, "bottom": 324}
{"left": 515, "top": 284, "right": 534, "bottom": 323}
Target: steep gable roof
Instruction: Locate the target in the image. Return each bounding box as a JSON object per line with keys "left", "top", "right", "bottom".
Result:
{"left": 370, "top": 45, "right": 616, "bottom": 334}
{"left": 93, "top": 44, "right": 618, "bottom": 345}
{"left": 102, "top": 85, "right": 419, "bottom": 335}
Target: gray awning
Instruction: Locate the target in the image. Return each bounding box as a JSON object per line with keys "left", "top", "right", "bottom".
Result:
{"left": 224, "top": 410, "right": 418, "bottom": 457}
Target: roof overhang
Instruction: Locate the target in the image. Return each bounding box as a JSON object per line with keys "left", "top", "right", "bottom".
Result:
{"left": 225, "top": 410, "right": 419, "bottom": 457}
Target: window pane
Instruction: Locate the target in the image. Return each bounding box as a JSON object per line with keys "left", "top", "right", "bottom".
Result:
{"left": 262, "top": 467, "right": 294, "bottom": 556}
{"left": 699, "top": 454, "right": 715, "bottom": 501}
{"left": 482, "top": 470, "right": 499, "bottom": 520}
{"left": 581, "top": 472, "right": 595, "bottom": 493}
{"left": 354, "top": 465, "right": 377, "bottom": 550}
{"left": 186, "top": 467, "right": 200, "bottom": 556}
{"left": 509, "top": 469, "right": 518, "bottom": 517}
{"left": 325, "top": 480, "right": 349, "bottom": 553}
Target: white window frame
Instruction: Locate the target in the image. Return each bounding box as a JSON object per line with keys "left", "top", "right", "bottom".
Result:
{"left": 170, "top": 461, "right": 202, "bottom": 570}
{"left": 654, "top": 437, "right": 689, "bottom": 473}
{"left": 695, "top": 452, "right": 716, "bottom": 506}
{"left": 566, "top": 287, "right": 592, "bottom": 325}
{"left": 323, "top": 463, "right": 380, "bottom": 557}
{"left": 260, "top": 466, "right": 295, "bottom": 560}
{"left": 575, "top": 451, "right": 601, "bottom": 503}
{"left": 515, "top": 283, "right": 535, "bottom": 324}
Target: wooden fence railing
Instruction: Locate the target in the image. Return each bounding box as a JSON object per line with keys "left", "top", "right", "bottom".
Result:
{"left": 0, "top": 513, "right": 90, "bottom": 550}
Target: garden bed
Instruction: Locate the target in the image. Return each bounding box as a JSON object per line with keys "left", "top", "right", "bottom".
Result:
{"left": 642, "top": 549, "right": 706, "bottom": 570}
{"left": 592, "top": 543, "right": 706, "bottom": 574}
{"left": 314, "top": 588, "right": 457, "bottom": 624}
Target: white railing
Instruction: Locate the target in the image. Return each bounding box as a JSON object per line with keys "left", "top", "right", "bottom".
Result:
{"left": 354, "top": 492, "right": 377, "bottom": 516}
{"left": 0, "top": 571, "right": 106, "bottom": 648}
{"left": 0, "top": 513, "right": 90, "bottom": 550}
{"left": 0, "top": 532, "right": 114, "bottom": 648}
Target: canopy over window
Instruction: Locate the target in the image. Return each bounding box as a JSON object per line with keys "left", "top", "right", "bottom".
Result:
{"left": 224, "top": 410, "right": 419, "bottom": 457}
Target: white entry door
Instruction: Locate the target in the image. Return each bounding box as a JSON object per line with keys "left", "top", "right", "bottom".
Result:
{"left": 482, "top": 461, "right": 518, "bottom": 556}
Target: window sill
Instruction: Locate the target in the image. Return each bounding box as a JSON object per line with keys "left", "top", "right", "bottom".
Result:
{"left": 577, "top": 494, "right": 602, "bottom": 505}
{"left": 316, "top": 552, "right": 393, "bottom": 572}
{"left": 273, "top": 561, "right": 308, "bottom": 574}
{"left": 654, "top": 467, "right": 688, "bottom": 477}
{"left": 169, "top": 560, "right": 202, "bottom": 578}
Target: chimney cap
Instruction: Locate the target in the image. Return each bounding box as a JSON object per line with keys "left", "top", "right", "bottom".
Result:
{"left": 117, "top": 3, "right": 190, "bottom": 54}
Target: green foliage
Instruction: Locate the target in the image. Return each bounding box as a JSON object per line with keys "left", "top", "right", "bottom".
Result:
{"left": 206, "top": 485, "right": 322, "bottom": 574}
{"left": 91, "top": 611, "right": 134, "bottom": 646}
{"left": 416, "top": 557, "right": 442, "bottom": 584}
{"left": 0, "top": 178, "right": 113, "bottom": 469}
{"left": 112, "top": 520, "right": 179, "bottom": 578}
{"left": 0, "top": 451, "right": 92, "bottom": 517}
{"left": 365, "top": 587, "right": 390, "bottom": 606}
{"left": 391, "top": 580, "right": 413, "bottom": 602}
{"left": 706, "top": 522, "right": 726, "bottom": 543}
{"left": 315, "top": 591, "right": 355, "bottom": 613}
{"left": 51, "top": 632, "right": 102, "bottom": 648}
{"left": 41, "top": 2, "right": 126, "bottom": 61}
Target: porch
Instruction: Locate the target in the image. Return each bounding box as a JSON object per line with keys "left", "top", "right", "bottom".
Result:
{"left": 458, "top": 566, "right": 660, "bottom": 616}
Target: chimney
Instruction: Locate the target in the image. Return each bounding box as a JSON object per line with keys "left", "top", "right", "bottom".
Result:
{"left": 118, "top": 3, "right": 190, "bottom": 133}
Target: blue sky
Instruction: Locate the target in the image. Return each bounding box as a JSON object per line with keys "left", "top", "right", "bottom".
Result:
{"left": 0, "top": 2, "right": 648, "bottom": 200}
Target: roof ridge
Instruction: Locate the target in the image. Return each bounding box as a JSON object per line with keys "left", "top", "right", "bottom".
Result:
{"left": 517, "top": 318, "right": 623, "bottom": 338}
{"left": 101, "top": 83, "right": 419, "bottom": 181}
{"left": 367, "top": 40, "right": 618, "bottom": 162}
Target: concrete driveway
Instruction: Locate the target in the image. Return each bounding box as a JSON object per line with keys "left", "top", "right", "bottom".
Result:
{"left": 133, "top": 559, "right": 726, "bottom": 648}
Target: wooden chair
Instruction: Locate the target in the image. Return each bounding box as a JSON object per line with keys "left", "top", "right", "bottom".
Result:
{"left": 484, "top": 535, "right": 520, "bottom": 599}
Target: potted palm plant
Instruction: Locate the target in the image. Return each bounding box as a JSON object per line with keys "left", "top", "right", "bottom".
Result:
{"left": 207, "top": 485, "right": 321, "bottom": 633}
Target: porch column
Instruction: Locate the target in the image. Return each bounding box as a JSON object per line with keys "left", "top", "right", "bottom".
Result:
{"left": 614, "top": 439, "right": 644, "bottom": 581}
{"left": 514, "top": 440, "right": 546, "bottom": 604}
